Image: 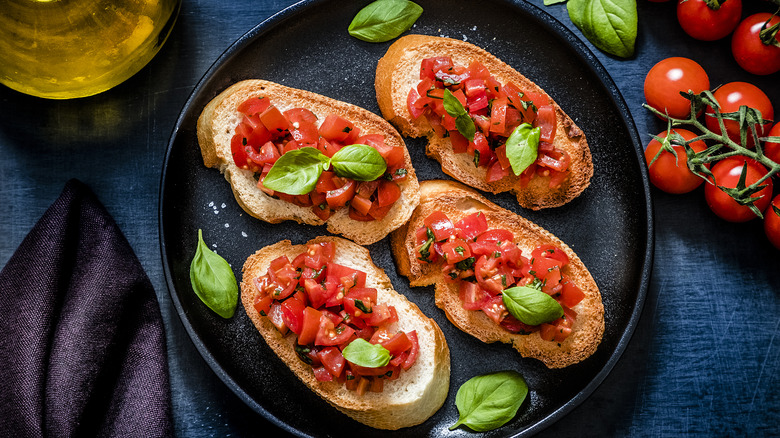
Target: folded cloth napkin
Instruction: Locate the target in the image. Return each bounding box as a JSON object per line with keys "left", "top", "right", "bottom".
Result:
{"left": 0, "top": 179, "right": 173, "bottom": 437}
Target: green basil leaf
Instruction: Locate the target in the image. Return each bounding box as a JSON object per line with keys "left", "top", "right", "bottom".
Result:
{"left": 330, "top": 144, "right": 387, "bottom": 181}
{"left": 189, "top": 229, "right": 238, "bottom": 318}
{"left": 348, "top": 0, "right": 423, "bottom": 43}
{"left": 443, "top": 89, "right": 476, "bottom": 141}
{"left": 567, "top": 0, "right": 637, "bottom": 58}
{"left": 342, "top": 338, "right": 391, "bottom": 367}
{"left": 502, "top": 286, "right": 564, "bottom": 326}
{"left": 505, "top": 123, "right": 540, "bottom": 175}
{"left": 450, "top": 370, "right": 528, "bottom": 432}
{"left": 544, "top": 0, "right": 568, "bottom": 4}
{"left": 262, "top": 147, "right": 330, "bottom": 195}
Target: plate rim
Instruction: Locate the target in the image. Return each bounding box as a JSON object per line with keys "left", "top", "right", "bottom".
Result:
{"left": 158, "top": 0, "right": 654, "bottom": 436}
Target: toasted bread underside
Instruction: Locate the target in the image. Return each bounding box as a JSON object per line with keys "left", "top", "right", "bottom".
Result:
{"left": 390, "top": 180, "right": 604, "bottom": 368}
{"left": 375, "top": 34, "right": 593, "bottom": 210}
{"left": 241, "top": 236, "right": 450, "bottom": 429}
{"left": 197, "top": 80, "right": 420, "bottom": 245}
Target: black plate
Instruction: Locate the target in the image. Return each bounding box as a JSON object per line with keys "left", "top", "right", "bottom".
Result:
{"left": 159, "top": 0, "right": 653, "bottom": 436}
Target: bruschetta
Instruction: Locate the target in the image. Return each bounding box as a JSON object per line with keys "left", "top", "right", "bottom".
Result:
{"left": 391, "top": 180, "right": 603, "bottom": 368}
{"left": 375, "top": 35, "right": 593, "bottom": 210}
{"left": 241, "top": 236, "right": 450, "bottom": 429}
{"left": 197, "top": 79, "right": 420, "bottom": 245}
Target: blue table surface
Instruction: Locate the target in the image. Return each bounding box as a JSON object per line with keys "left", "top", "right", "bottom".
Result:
{"left": 1, "top": 0, "right": 778, "bottom": 436}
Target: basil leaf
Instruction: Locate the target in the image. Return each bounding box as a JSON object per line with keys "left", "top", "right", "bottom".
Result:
{"left": 505, "top": 123, "right": 540, "bottom": 175}
{"left": 262, "top": 147, "right": 331, "bottom": 195}
{"left": 502, "top": 286, "right": 564, "bottom": 326}
{"left": 567, "top": 0, "right": 637, "bottom": 58}
{"left": 545, "top": 0, "right": 568, "bottom": 4}
{"left": 443, "top": 89, "right": 476, "bottom": 141}
{"left": 189, "top": 229, "right": 238, "bottom": 318}
{"left": 348, "top": 0, "right": 423, "bottom": 43}
{"left": 342, "top": 338, "right": 391, "bottom": 367}
{"left": 450, "top": 370, "right": 528, "bottom": 432}
{"left": 330, "top": 144, "right": 387, "bottom": 181}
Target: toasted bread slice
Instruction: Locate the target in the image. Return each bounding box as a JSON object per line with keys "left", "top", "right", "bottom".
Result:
{"left": 375, "top": 35, "right": 592, "bottom": 210}
{"left": 391, "top": 180, "right": 603, "bottom": 368}
{"left": 241, "top": 236, "right": 450, "bottom": 429}
{"left": 197, "top": 80, "right": 420, "bottom": 245}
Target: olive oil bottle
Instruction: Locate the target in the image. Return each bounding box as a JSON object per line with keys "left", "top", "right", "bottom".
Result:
{"left": 0, "top": 0, "right": 180, "bottom": 99}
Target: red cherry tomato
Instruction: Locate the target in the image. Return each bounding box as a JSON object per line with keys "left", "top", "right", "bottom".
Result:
{"left": 764, "top": 194, "right": 780, "bottom": 249}
{"left": 705, "top": 82, "right": 774, "bottom": 147}
{"left": 677, "top": 0, "right": 742, "bottom": 41}
{"left": 705, "top": 156, "right": 773, "bottom": 222}
{"left": 765, "top": 122, "right": 780, "bottom": 166}
{"left": 644, "top": 57, "right": 710, "bottom": 119}
{"left": 644, "top": 128, "right": 709, "bottom": 194}
{"left": 731, "top": 13, "right": 780, "bottom": 75}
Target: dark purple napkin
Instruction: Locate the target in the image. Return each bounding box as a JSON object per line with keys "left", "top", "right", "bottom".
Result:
{"left": 0, "top": 179, "right": 173, "bottom": 437}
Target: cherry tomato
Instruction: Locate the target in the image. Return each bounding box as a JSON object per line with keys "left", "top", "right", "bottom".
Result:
{"left": 677, "top": 0, "right": 742, "bottom": 41}
{"left": 731, "top": 13, "right": 780, "bottom": 76}
{"left": 645, "top": 129, "right": 709, "bottom": 194}
{"left": 644, "top": 57, "right": 710, "bottom": 119}
{"left": 765, "top": 122, "right": 780, "bottom": 166}
{"left": 705, "top": 82, "right": 774, "bottom": 148}
{"left": 705, "top": 156, "right": 773, "bottom": 222}
{"left": 764, "top": 194, "right": 780, "bottom": 249}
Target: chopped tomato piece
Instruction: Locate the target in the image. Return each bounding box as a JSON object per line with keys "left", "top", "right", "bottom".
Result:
{"left": 442, "top": 237, "right": 472, "bottom": 264}
{"left": 351, "top": 194, "right": 372, "bottom": 215}
{"left": 259, "top": 105, "right": 291, "bottom": 135}
{"left": 315, "top": 317, "right": 355, "bottom": 346}
{"left": 281, "top": 297, "right": 305, "bottom": 335}
{"left": 424, "top": 211, "right": 457, "bottom": 241}
{"left": 459, "top": 281, "right": 490, "bottom": 311}
{"left": 318, "top": 346, "right": 346, "bottom": 378}
{"left": 454, "top": 212, "right": 488, "bottom": 241}
{"left": 237, "top": 96, "right": 271, "bottom": 116}
{"left": 401, "top": 331, "right": 419, "bottom": 370}
{"left": 297, "top": 307, "right": 322, "bottom": 345}
{"left": 319, "top": 114, "right": 356, "bottom": 143}
{"left": 326, "top": 179, "right": 356, "bottom": 209}
{"left": 377, "top": 180, "right": 401, "bottom": 207}
{"left": 535, "top": 105, "right": 556, "bottom": 143}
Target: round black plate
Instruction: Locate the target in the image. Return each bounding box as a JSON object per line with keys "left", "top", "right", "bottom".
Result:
{"left": 159, "top": 0, "right": 653, "bottom": 436}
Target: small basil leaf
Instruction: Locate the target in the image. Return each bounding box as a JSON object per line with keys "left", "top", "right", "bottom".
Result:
{"left": 348, "top": 0, "right": 423, "bottom": 43}
{"left": 505, "top": 123, "right": 540, "bottom": 175}
{"left": 330, "top": 144, "right": 387, "bottom": 181}
{"left": 262, "top": 147, "right": 330, "bottom": 195}
{"left": 567, "top": 0, "right": 637, "bottom": 58}
{"left": 544, "top": 0, "right": 568, "bottom": 4}
{"left": 189, "top": 229, "right": 238, "bottom": 318}
{"left": 342, "top": 338, "right": 391, "bottom": 367}
{"left": 502, "top": 286, "right": 564, "bottom": 326}
{"left": 450, "top": 370, "right": 528, "bottom": 432}
{"left": 443, "top": 89, "right": 476, "bottom": 141}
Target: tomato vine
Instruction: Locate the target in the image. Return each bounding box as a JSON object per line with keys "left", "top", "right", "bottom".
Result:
{"left": 643, "top": 90, "right": 780, "bottom": 218}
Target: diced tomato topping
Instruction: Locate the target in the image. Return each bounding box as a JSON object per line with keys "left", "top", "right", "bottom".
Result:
{"left": 230, "top": 95, "right": 405, "bottom": 222}
{"left": 298, "top": 307, "right": 322, "bottom": 346}
{"left": 417, "top": 211, "right": 584, "bottom": 343}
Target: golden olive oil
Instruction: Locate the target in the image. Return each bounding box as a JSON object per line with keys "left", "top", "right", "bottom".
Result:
{"left": 0, "top": 0, "right": 180, "bottom": 99}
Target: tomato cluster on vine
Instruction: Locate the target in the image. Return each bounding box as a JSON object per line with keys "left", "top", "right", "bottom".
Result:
{"left": 643, "top": 56, "right": 780, "bottom": 249}
{"left": 651, "top": 0, "right": 780, "bottom": 75}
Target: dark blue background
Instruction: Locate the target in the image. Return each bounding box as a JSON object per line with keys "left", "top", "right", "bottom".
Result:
{"left": 0, "top": 0, "right": 777, "bottom": 436}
